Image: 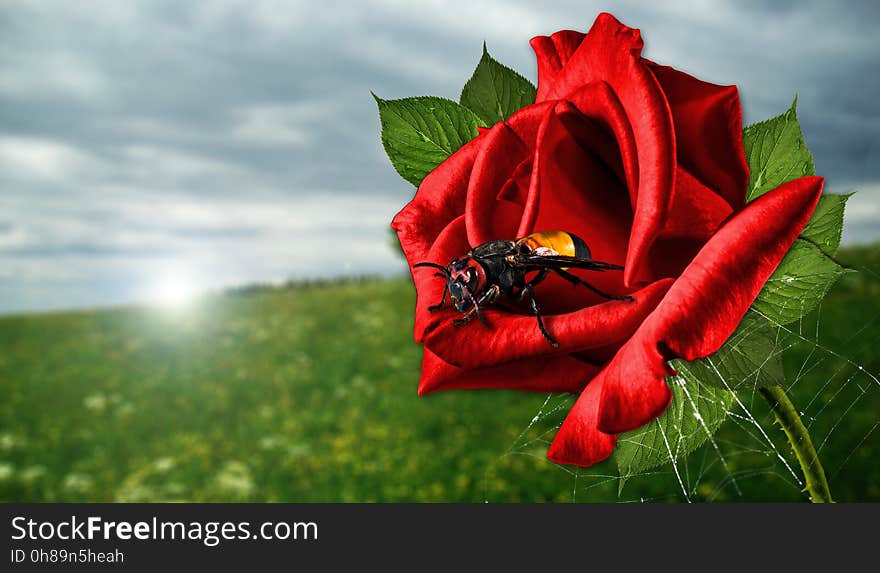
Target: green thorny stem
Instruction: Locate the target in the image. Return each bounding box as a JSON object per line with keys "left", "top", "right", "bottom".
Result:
{"left": 758, "top": 385, "right": 833, "bottom": 503}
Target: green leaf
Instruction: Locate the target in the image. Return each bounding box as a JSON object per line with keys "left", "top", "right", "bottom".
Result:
{"left": 743, "top": 97, "right": 815, "bottom": 202}
{"left": 676, "top": 311, "right": 785, "bottom": 392}
{"left": 615, "top": 371, "right": 734, "bottom": 487}
{"left": 801, "top": 193, "right": 851, "bottom": 256}
{"left": 614, "top": 312, "right": 786, "bottom": 488}
{"left": 374, "top": 94, "right": 484, "bottom": 187}
{"left": 752, "top": 238, "right": 847, "bottom": 325}
{"left": 460, "top": 43, "right": 536, "bottom": 125}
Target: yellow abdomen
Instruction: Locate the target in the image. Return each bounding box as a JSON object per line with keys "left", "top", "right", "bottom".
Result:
{"left": 519, "top": 230, "right": 591, "bottom": 259}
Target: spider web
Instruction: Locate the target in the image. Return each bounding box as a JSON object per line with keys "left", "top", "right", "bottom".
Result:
{"left": 482, "top": 263, "right": 880, "bottom": 502}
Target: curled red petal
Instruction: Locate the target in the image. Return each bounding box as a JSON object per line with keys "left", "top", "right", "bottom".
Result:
{"left": 546, "top": 376, "right": 617, "bottom": 466}
{"left": 660, "top": 166, "right": 735, "bottom": 244}
{"left": 531, "top": 12, "right": 647, "bottom": 105}
{"left": 514, "top": 101, "right": 633, "bottom": 313}
{"left": 639, "top": 176, "right": 823, "bottom": 362}
{"left": 531, "top": 13, "right": 676, "bottom": 287}
{"left": 550, "top": 176, "right": 824, "bottom": 466}
{"left": 600, "top": 175, "right": 824, "bottom": 434}
{"left": 516, "top": 87, "right": 636, "bottom": 251}
{"left": 647, "top": 61, "right": 749, "bottom": 212}
{"left": 500, "top": 100, "right": 556, "bottom": 154}
{"left": 424, "top": 278, "right": 673, "bottom": 369}
{"left": 645, "top": 166, "right": 736, "bottom": 280}
{"left": 418, "top": 348, "right": 599, "bottom": 395}
{"left": 530, "top": 30, "right": 586, "bottom": 102}
{"left": 561, "top": 82, "right": 639, "bottom": 208}
{"left": 391, "top": 135, "right": 482, "bottom": 265}
{"left": 465, "top": 122, "right": 532, "bottom": 246}
{"left": 410, "top": 215, "right": 470, "bottom": 343}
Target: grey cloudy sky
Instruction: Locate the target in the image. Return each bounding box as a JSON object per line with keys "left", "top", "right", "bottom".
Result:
{"left": 1, "top": 0, "right": 878, "bottom": 313}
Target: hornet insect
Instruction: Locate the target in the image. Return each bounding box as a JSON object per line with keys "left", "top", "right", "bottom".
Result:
{"left": 415, "top": 230, "right": 633, "bottom": 348}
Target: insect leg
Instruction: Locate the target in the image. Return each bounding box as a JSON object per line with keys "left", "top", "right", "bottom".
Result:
{"left": 467, "top": 288, "right": 488, "bottom": 326}
{"left": 480, "top": 284, "right": 502, "bottom": 305}
{"left": 428, "top": 284, "right": 448, "bottom": 312}
{"left": 452, "top": 286, "right": 499, "bottom": 327}
{"left": 517, "top": 269, "right": 548, "bottom": 302}
{"left": 452, "top": 290, "right": 485, "bottom": 327}
{"left": 523, "top": 285, "right": 558, "bottom": 348}
{"left": 453, "top": 306, "right": 478, "bottom": 326}
{"left": 553, "top": 268, "right": 634, "bottom": 302}
{"left": 453, "top": 310, "right": 471, "bottom": 326}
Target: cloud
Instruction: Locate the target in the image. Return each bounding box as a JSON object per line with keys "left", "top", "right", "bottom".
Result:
{"left": 229, "top": 104, "right": 317, "bottom": 147}
{"left": 0, "top": 186, "right": 406, "bottom": 313}
{"left": 0, "top": 0, "right": 877, "bottom": 313}
{"left": 0, "top": 136, "right": 106, "bottom": 181}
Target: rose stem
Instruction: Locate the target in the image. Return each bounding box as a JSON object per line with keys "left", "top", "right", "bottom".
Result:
{"left": 758, "top": 385, "right": 833, "bottom": 503}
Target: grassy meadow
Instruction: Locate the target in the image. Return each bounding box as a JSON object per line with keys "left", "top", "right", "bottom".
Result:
{"left": 0, "top": 246, "right": 878, "bottom": 503}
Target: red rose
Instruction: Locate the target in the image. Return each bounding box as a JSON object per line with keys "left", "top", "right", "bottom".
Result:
{"left": 391, "top": 13, "right": 823, "bottom": 467}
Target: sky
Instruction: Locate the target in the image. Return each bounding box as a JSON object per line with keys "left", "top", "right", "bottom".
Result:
{"left": 1, "top": 0, "right": 878, "bottom": 314}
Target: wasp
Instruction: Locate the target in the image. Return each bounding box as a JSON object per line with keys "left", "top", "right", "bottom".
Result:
{"left": 415, "top": 230, "right": 633, "bottom": 348}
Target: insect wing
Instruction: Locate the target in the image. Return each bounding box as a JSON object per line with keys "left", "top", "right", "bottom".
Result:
{"left": 514, "top": 253, "right": 623, "bottom": 272}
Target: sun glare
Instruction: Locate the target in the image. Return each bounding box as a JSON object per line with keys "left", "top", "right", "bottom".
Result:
{"left": 152, "top": 273, "right": 199, "bottom": 307}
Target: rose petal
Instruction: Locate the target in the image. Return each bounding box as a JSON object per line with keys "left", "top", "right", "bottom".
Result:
{"left": 647, "top": 61, "right": 749, "bottom": 212}
{"left": 465, "top": 122, "right": 532, "bottom": 246}
{"left": 546, "top": 376, "right": 617, "bottom": 466}
{"left": 660, "top": 166, "right": 735, "bottom": 242}
{"left": 391, "top": 135, "right": 483, "bottom": 265}
{"left": 562, "top": 82, "right": 639, "bottom": 206}
{"left": 591, "top": 325, "right": 674, "bottom": 437}
{"left": 531, "top": 30, "right": 586, "bottom": 101}
{"left": 419, "top": 348, "right": 600, "bottom": 395}
{"left": 496, "top": 156, "right": 533, "bottom": 207}
{"left": 549, "top": 176, "right": 824, "bottom": 466}
{"left": 531, "top": 13, "right": 676, "bottom": 287}
{"left": 531, "top": 13, "right": 644, "bottom": 102}
{"left": 517, "top": 86, "right": 636, "bottom": 242}
{"left": 500, "top": 101, "right": 556, "bottom": 157}
{"left": 644, "top": 166, "right": 735, "bottom": 280}
{"left": 423, "top": 279, "right": 673, "bottom": 369}
{"left": 625, "top": 176, "right": 824, "bottom": 368}
{"left": 411, "top": 215, "right": 471, "bottom": 343}
{"left": 511, "top": 104, "right": 635, "bottom": 313}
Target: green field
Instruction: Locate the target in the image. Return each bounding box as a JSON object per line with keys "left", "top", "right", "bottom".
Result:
{"left": 1, "top": 246, "right": 878, "bottom": 503}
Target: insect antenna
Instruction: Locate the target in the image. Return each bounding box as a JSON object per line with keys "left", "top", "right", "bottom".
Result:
{"left": 414, "top": 261, "right": 449, "bottom": 276}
